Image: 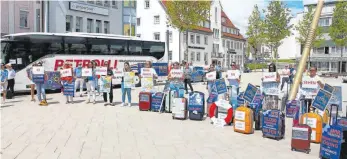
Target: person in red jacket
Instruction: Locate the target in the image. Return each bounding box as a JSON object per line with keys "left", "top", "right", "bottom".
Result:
{"left": 61, "top": 62, "right": 74, "bottom": 104}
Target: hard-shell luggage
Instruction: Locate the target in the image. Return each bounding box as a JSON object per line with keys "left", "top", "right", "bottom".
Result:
{"left": 262, "top": 109, "right": 285, "bottom": 140}
{"left": 291, "top": 124, "right": 312, "bottom": 154}
{"left": 300, "top": 112, "right": 323, "bottom": 143}
{"left": 234, "top": 106, "right": 254, "bottom": 134}
{"left": 151, "top": 92, "right": 164, "bottom": 112}
{"left": 188, "top": 91, "right": 205, "bottom": 120}
{"left": 164, "top": 91, "right": 174, "bottom": 113}
{"left": 139, "top": 92, "right": 151, "bottom": 111}
{"left": 172, "top": 98, "right": 187, "bottom": 120}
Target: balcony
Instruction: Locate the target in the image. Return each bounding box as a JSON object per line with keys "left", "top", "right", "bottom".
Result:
{"left": 211, "top": 52, "right": 224, "bottom": 58}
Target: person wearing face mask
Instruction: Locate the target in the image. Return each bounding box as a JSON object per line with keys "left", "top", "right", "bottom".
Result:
{"left": 1, "top": 63, "right": 8, "bottom": 104}
{"left": 74, "top": 63, "right": 84, "bottom": 97}
{"left": 102, "top": 61, "right": 114, "bottom": 106}
{"left": 85, "top": 63, "right": 97, "bottom": 104}
{"left": 6, "top": 63, "right": 16, "bottom": 97}
{"left": 121, "top": 62, "right": 133, "bottom": 106}
{"left": 33, "top": 62, "right": 48, "bottom": 106}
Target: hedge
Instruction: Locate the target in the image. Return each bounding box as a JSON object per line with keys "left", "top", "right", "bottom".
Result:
{"left": 246, "top": 63, "right": 267, "bottom": 70}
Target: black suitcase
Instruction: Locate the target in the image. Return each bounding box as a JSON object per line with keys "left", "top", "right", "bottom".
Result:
{"left": 188, "top": 91, "right": 205, "bottom": 121}
{"left": 6, "top": 90, "right": 13, "bottom": 99}
{"left": 254, "top": 110, "right": 263, "bottom": 130}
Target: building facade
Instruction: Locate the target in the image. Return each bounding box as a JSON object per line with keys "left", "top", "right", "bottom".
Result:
{"left": 1, "top": 0, "right": 42, "bottom": 36}
{"left": 136, "top": 0, "right": 245, "bottom": 67}
{"left": 47, "top": 0, "right": 124, "bottom": 35}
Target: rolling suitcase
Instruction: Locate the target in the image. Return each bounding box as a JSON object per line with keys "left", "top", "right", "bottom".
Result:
{"left": 262, "top": 109, "right": 285, "bottom": 140}
{"left": 151, "top": 92, "right": 164, "bottom": 112}
{"left": 300, "top": 112, "right": 323, "bottom": 143}
{"left": 234, "top": 105, "right": 254, "bottom": 134}
{"left": 139, "top": 92, "right": 151, "bottom": 111}
{"left": 291, "top": 124, "right": 312, "bottom": 154}
{"left": 172, "top": 98, "right": 187, "bottom": 120}
{"left": 188, "top": 91, "right": 205, "bottom": 120}
{"left": 164, "top": 91, "right": 174, "bottom": 113}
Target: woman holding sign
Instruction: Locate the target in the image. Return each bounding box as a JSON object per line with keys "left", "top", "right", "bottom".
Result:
{"left": 61, "top": 62, "right": 74, "bottom": 104}
{"left": 140, "top": 61, "right": 158, "bottom": 92}
{"left": 102, "top": 61, "right": 114, "bottom": 106}
{"left": 121, "top": 62, "right": 134, "bottom": 106}
{"left": 85, "top": 63, "right": 97, "bottom": 104}
{"left": 32, "top": 62, "right": 48, "bottom": 106}
{"left": 261, "top": 63, "right": 281, "bottom": 110}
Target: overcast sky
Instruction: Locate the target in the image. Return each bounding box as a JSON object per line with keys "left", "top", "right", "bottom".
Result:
{"left": 220, "top": 0, "right": 306, "bottom": 37}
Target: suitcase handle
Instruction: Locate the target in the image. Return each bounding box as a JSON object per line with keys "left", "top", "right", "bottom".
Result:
{"left": 329, "top": 104, "right": 339, "bottom": 125}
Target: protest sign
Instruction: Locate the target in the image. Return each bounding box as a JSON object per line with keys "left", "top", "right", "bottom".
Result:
{"left": 262, "top": 72, "right": 277, "bottom": 82}
{"left": 100, "top": 76, "right": 112, "bottom": 93}
{"left": 312, "top": 89, "right": 332, "bottom": 111}
{"left": 243, "top": 83, "right": 258, "bottom": 103}
{"left": 32, "top": 67, "right": 44, "bottom": 75}
{"left": 319, "top": 125, "right": 343, "bottom": 159}
{"left": 61, "top": 69, "right": 72, "bottom": 77}
{"left": 262, "top": 82, "right": 279, "bottom": 96}
{"left": 82, "top": 68, "right": 92, "bottom": 77}
{"left": 170, "top": 69, "right": 183, "bottom": 79}
{"left": 301, "top": 76, "right": 318, "bottom": 89}
{"left": 215, "top": 79, "right": 227, "bottom": 94}
{"left": 262, "top": 110, "right": 281, "bottom": 138}
{"left": 227, "top": 70, "right": 239, "bottom": 79}
{"left": 328, "top": 86, "right": 342, "bottom": 111}
{"left": 96, "top": 67, "right": 107, "bottom": 76}
{"left": 112, "top": 68, "right": 124, "bottom": 79}
{"left": 206, "top": 71, "right": 216, "bottom": 81}
{"left": 124, "top": 72, "right": 135, "bottom": 88}
{"left": 286, "top": 100, "right": 299, "bottom": 118}
{"left": 141, "top": 68, "right": 153, "bottom": 78}
{"left": 323, "top": 83, "right": 335, "bottom": 94}
{"left": 63, "top": 82, "right": 75, "bottom": 96}
{"left": 32, "top": 67, "right": 45, "bottom": 83}
{"left": 141, "top": 77, "right": 153, "bottom": 91}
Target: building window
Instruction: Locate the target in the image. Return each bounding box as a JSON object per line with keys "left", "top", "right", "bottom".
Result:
{"left": 154, "top": 32, "right": 160, "bottom": 40}
{"left": 215, "top": 7, "right": 217, "bottom": 23}
{"left": 213, "top": 29, "right": 219, "bottom": 39}
{"left": 136, "top": 34, "right": 141, "bottom": 38}
{"left": 112, "top": 0, "right": 118, "bottom": 9}
{"left": 222, "top": 17, "right": 226, "bottom": 23}
{"left": 190, "top": 34, "right": 195, "bottom": 44}
{"left": 96, "top": 20, "right": 101, "bottom": 33}
{"left": 87, "top": 0, "right": 94, "bottom": 4}
{"left": 96, "top": 0, "right": 102, "bottom": 5}
{"left": 145, "top": 0, "right": 150, "bottom": 9}
{"left": 137, "top": 18, "right": 141, "bottom": 26}
{"left": 168, "top": 51, "right": 172, "bottom": 60}
{"left": 76, "top": 17, "right": 83, "bottom": 32}
{"left": 66, "top": 15, "right": 72, "bottom": 32}
{"left": 318, "top": 17, "right": 331, "bottom": 27}
{"left": 183, "top": 33, "right": 186, "bottom": 43}
{"left": 104, "top": 21, "right": 109, "bottom": 34}
{"left": 184, "top": 53, "right": 188, "bottom": 61}
{"left": 191, "top": 52, "right": 195, "bottom": 61}
{"left": 196, "top": 35, "right": 200, "bottom": 44}
{"left": 204, "top": 36, "right": 208, "bottom": 45}
{"left": 169, "top": 31, "right": 172, "bottom": 43}
{"left": 87, "top": 18, "right": 93, "bottom": 33}
{"left": 20, "top": 10, "right": 28, "bottom": 27}
{"left": 36, "top": 9, "right": 40, "bottom": 32}
{"left": 226, "top": 40, "right": 230, "bottom": 49}
{"left": 196, "top": 52, "right": 201, "bottom": 61}
{"left": 104, "top": 0, "right": 110, "bottom": 7}
{"left": 154, "top": 15, "right": 160, "bottom": 24}
{"left": 222, "top": 39, "right": 225, "bottom": 47}
{"left": 36, "top": 0, "right": 40, "bottom": 4}
{"left": 123, "top": 24, "right": 135, "bottom": 36}
{"left": 231, "top": 41, "right": 234, "bottom": 49}
{"left": 204, "top": 52, "right": 208, "bottom": 61}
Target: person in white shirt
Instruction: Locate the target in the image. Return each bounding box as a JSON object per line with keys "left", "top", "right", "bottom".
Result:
{"left": 140, "top": 61, "right": 158, "bottom": 89}
{"left": 280, "top": 65, "right": 290, "bottom": 92}
{"left": 6, "top": 63, "right": 16, "bottom": 96}
{"left": 226, "top": 62, "right": 241, "bottom": 93}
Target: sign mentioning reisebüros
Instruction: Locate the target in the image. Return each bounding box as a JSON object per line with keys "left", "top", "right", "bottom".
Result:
{"left": 69, "top": 2, "right": 109, "bottom": 16}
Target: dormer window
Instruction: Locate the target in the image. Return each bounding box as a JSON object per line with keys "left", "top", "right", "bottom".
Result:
{"left": 222, "top": 17, "right": 226, "bottom": 23}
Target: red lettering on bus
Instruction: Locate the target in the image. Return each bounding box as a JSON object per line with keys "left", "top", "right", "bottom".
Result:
{"left": 54, "top": 60, "right": 64, "bottom": 70}
{"left": 75, "top": 60, "right": 82, "bottom": 66}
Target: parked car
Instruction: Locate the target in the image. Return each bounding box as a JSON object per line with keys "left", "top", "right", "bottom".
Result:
{"left": 244, "top": 67, "right": 251, "bottom": 73}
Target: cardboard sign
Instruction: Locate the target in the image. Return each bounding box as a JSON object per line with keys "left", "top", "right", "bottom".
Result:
{"left": 312, "top": 89, "right": 333, "bottom": 111}
{"left": 323, "top": 83, "right": 335, "bottom": 94}
{"left": 82, "top": 68, "right": 92, "bottom": 77}
{"left": 63, "top": 82, "right": 75, "bottom": 96}
{"left": 262, "top": 72, "right": 277, "bottom": 82}
{"left": 124, "top": 72, "right": 135, "bottom": 88}
{"left": 301, "top": 76, "right": 318, "bottom": 89}
{"left": 227, "top": 70, "right": 238, "bottom": 79}
{"left": 112, "top": 68, "right": 124, "bottom": 79}
{"left": 32, "top": 67, "right": 44, "bottom": 75}
{"left": 206, "top": 71, "right": 216, "bottom": 81}
{"left": 262, "top": 82, "right": 279, "bottom": 96}
{"left": 286, "top": 100, "right": 299, "bottom": 118}
{"left": 262, "top": 109, "right": 281, "bottom": 137}
{"left": 170, "top": 69, "right": 183, "bottom": 78}
{"left": 61, "top": 69, "right": 72, "bottom": 77}
{"left": 96, "top": 67, "right": 107, "bottom": 76}
{"left": 141, "top": 68, "right": 153, "bottom": 78}
{"left": 320, "top": 125, "right": 343, "bottom": 159}
{"left": 215, "top": 79, "right": 227, "bottom": 94}
{"left": 243, "top": 83, "right": 258, "bottom": 103}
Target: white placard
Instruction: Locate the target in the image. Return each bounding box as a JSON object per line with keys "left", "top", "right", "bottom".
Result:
{"left": 302, "top": 76, "right": 318, "bottom": 89}
{"left": 234, "top": 121, "right": 246, "bottom": 131}
{"left": 61, "top": 69, "right": 72, "bottom": 77}
{"left": 141, "top": 68, "right": 153, "bottom": 78}
{"left": 32, "top": 66, "right": 44, "bottom": 75}
{"left": 170, "top": 69, "right": 183, "bottom": 78}
{"left": 311, "top": 130, "right": 316, "bottom": 141}
{"left": 96, "top": 67, "right": 108, "bottom": 76}
{"left": 227, "top": 70, "right": 238, "bottom": 79}
{"left": 218, "top": 113, "right": 227, "bottom": 120}
{"left": 82, "top": 68, "right": 92, "bottom": 77}
{"left": 214, "top": 118, "right": 226, "bottom": 128}
{"left": 206, "top": 71, "right": 216, "bottom": 81}
{"left": 215, "top": 99, "right": 232, "bottom": 110}
{"left": 16, "top": 58, "right": 22, "bottom": 64}
{"left": 234, "top": 111, "right": 245, "bottom": 121}
{"left": 9, "top": 59, "right": 16, "bottom": 64}
{"left": 302, "top": 117, "right": 317, "bottom": 129}
{"left": 112, "top": 68, "right": 124, "bottom": 79}
{"left": 262, "top": 72, "right": 277, "bottom": 82}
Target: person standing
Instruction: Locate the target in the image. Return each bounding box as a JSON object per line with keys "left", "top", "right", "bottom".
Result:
{"left": 6, "top": 64, "right": 16, "bottom": 96}
{"left": 216, "top": 61, "right": 222, "bottom": 79}
{"left": 183, "top": 62, "right": 193, "bottom": 94}
{"left": 85, "top": 63, "right": 97, "bottom": 104}
{"left": 121, "top": 62, "right": 133, "bottom": 106}
{"left": 1, "top": 64, "right": 8, "bottom": 104}
{"left": 280, "top": 65, "right": 290, "bottom": 92}
{"left": 33, "top": 62, "right": 48, "bottom": 106}
{"left": 61, "top": 62, "right": 74, "bottom": 104}
{"left": 289, "top": 64, "right": 296, "bottom": 84}
{"left": 102, "top": 61, "right": 114, "bottom": 106}
{"left": 262, "top": 63, "right": 281, "bottom": 110}
{"left": 74, "top": 63, "right": 84, "bottom": 97}
{"left": 27, "top": 64, "right": 36, "bottom": 101}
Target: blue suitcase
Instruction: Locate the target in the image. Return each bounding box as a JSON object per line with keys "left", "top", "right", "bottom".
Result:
{"left": 262, "top": 109, "right": 285, "bottom": 140}
{"left": 151, "top": 92, "right": 164, "bottom": 112}
{"left": 188, "top": 91, "right": 205, "bottom": 120}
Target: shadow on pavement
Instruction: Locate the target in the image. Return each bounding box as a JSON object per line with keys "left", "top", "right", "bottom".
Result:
{"left": 1, "top": 105, "right": 14, "bottom": 108}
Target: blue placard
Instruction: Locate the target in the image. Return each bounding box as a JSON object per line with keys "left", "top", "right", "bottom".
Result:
{"left": 337, "top": 118, "right": 347, "bottom": 130}
{"left": 262, "top": 82, "right": 279, "bottom": 96}
{"left": 215, "top": 79, "right": 227, "bottom": 94}
{"left": 32, "top": 74, "right": 44, "bottom": 83}
{"left": 312, "top": 89, "right": 333, "bottom": 111}
{"left": 243, "top": 83, "right": 258, "bottom": 103}
{"left": 63, "top": 82, "right": 75, "bottom": 97}
{"left": 140, "top": 94, "right": 150, "bottom": 102}
{"left": 249, "top": 93, "right": 264, "bottom": 110}
{"left": 188, "top": 93, "right": 204, "bottom": 112}
{"left": 229, "top": 86, "right": 239, "bottom": 109}
{"left": 262, "top": 110, "right": 281, "bottom": 137}
{"left": 328, "top": 86, "right": 342, "bottom": 111}
{"left": 207, "top": 81, "right": 218, "bottom": 94}
{"left": 207, "top": 92, "right": 218, "bottom": 103}
{"left": 236, "top": 92, "right": 245, "bottom": 109}
{"left": 323, "top": 84, "right": 335, "bottom": 94}
{"left": 151, "top": 92, "right": 164, "bottom": 111}
{"left": 228, "top": 79, "right": 239, "bottom": 87}
{"left": 286, "top": 100, "right": 299, "bottom": 118}
{"left": 320, "top": 124, "right": 343, "bottom": 159}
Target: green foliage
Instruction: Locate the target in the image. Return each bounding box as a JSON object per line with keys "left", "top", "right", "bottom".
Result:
{"left": 246, "top": 44, "right": 251, "bottom": 57}
{"left": 329, "top": 1, "right": 347, "bottom": 47}
{"left": 246, "top": 5, "right": 265, "bottom": 55}
{"left": 165, "top": 1, "right": 211, "bottom": 32}
{"left": 270, "top": 59, "right": 296, "bottom": 63}
{"left": 246, "top": 63, "right": 267, "bottom": 70}
{"left": 295, "top": 6, "right": 324, "bottom": 47}
{"left": 263, "top": 1, "right": 292, "bottom": 58}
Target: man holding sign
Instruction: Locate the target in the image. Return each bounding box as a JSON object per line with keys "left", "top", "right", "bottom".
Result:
{"left": 226, "top": 62, "right": 241, "bottom": 109}
{"left": 32, "top": 62, "right": 48, "bottom": 106}
{"left": 61, "top": 62, "right": 74, "bottom": 104}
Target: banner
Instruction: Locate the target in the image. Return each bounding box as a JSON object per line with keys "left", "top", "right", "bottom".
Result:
{"left": 96, "top": 67, "right": 107, "bottom": 76}
{"left": 243, "top": 83, "right": 258, "bottom": 103}
{"left": 100, "top": 76, "right": 112, "bottom": 93}
{"left": 112, "top": 68, "right": 124, "bottom": 79}
{"left": 262, "top": 72, "right": 277, "bottom": 82}
{"left": 319, "top": 125, "right": 343, "bottom": 159}
{"left": 215, "top": 79, "right": 227, "bottom": 94}
{"left": 141, "top": 77, "right": 153, "bottom": 91}
{"left": 124, "top": 72, "right": 135, "bottom": 88}
{"left": 82, "top": 68, "right": 92, "bottom": 77}
{"left": 312, "top": 89, "right": 332, "bottom": 111}
{"left": 61, "top": 69, "right": 72, "bottom": 77}
{"left": 141, "top": 68, "right": 153, "bottom": 78}
{"left": 63, "top": 82, "right": 75, "bottom": 96}
{"left": 170, "top": 69, "right": 183, "bottom": 79}
{"left": 262, "top": 110, "right": 281, "bottom": 137}
{"left": 45, "top": 71, "right": 61, "bottom": 90}
{"left": 262, "top": 82, "right": 279, "bottom": 96}
{"left": 206, "top": 71, "right": 216, "bottom": 81}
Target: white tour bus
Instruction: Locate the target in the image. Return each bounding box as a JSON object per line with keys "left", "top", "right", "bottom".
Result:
{"left": 1, "top": 32, "right": 166, "bottom": 92}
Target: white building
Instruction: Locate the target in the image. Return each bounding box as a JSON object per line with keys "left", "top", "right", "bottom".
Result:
{"left": 136, "top": 0, "right": 245, "bottom": 67}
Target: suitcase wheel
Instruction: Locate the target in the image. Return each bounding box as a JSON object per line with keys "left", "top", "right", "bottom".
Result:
{"left": 291, "top": 148, "right": 294, "bottom": 151}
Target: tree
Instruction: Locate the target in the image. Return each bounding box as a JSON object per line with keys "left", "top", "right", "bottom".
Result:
{"left": 295, "top": 6, "right": 324, "bottom": 68}
{"left": 165, "top": 1, "right": 211, "bottom": 62}
{"left": 263, "top": 1, "right": 292, "bottom": 64}
{"left": 246, "top": 5, "right": 264, "bottom": 59}
{"left": 329, "top": 1, "right": 347, "bottom": 73}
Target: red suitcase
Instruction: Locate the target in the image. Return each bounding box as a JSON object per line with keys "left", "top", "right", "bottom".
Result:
{"left": 291, "top": 124, "right": 311, "bottom": 154}
{"left": 139, "top": 92, "right": 151, "bottom": 111}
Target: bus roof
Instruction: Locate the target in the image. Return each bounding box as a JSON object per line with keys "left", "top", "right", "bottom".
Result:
{"left": 3, "top": 32, "right": 163, "bottom": 42}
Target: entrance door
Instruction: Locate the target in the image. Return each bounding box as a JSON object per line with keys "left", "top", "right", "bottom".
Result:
{"left": 342, "top": 62, "right": 346, "bottom": 73}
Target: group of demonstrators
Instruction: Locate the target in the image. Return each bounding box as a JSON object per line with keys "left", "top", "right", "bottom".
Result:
{"left": 0, "top": 63, "right": 16, "bottom": 104}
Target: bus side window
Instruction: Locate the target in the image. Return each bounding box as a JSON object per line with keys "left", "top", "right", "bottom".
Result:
{"left": 110, "top": 39, "right": 127, "bottom": 55}
{"left": 128, "top": 40, "right": 142, "bottom": 56}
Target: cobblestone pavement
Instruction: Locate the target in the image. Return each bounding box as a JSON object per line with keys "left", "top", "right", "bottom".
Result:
{"left": 1, "top": 72, "right": 346, "bottom": 159}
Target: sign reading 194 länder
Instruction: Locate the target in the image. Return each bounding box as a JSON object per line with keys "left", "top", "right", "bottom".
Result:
{"left": 69, "top": 2, "right": 109, "bottom": 16}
